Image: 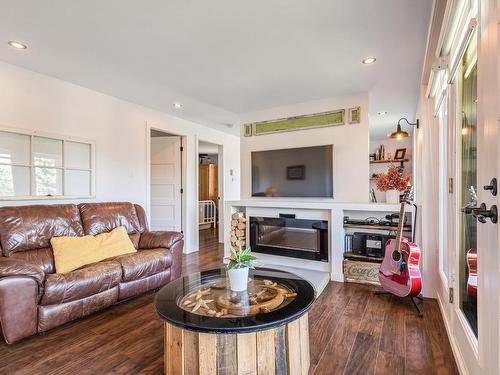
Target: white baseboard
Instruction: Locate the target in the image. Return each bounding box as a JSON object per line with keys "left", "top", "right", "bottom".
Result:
{"left": 330, "top": 272, "right": 344, "bottom": 282}
{"left": 435, "top": 291, "right": 469, "bottom": 375}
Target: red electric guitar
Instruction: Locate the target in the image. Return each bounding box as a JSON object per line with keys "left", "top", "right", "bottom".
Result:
{"left": 378, "top": 187, "right": 422, "bottom": 299}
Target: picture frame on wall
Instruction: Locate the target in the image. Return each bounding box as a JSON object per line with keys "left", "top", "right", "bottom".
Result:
{"left": 394, "top": 148, "right": 407, "bottom": 160}
{"left": 348, "top": 107, "right": 361, "bottom": 124}
{"left": 243, "top": 123, "right": 253, "bottom": 137}
{"left": 252, "top": 109, "right": 345, "bottom": 136}
{"left": 287, "top": 165, "right": 305, "bottom": 180}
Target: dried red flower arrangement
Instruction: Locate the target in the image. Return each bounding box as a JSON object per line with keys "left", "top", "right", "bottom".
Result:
{"left": 376, "top": 164, "right": 411, "bottom": 192}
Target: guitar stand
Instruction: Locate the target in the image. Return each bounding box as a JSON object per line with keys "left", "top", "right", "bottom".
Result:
{"left": 374, "top": 291, "right": 424, "bottom": 317}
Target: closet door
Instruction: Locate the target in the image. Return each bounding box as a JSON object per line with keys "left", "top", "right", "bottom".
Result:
{"left": 150, "top": 136, "right": 181, "bottom": 231}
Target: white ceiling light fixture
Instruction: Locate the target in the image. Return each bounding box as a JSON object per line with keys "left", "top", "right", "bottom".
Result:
{"left": 362, "top": 56, "right": 376, "bottom": 64}
{"left": 8, "top": 40, "right": 27, "bottom": 50}
{"left": 173, "top": 102, "right": 183, "bottom": 109}
{"left": 378, "top": 111, "right": 387, "bottom": 115}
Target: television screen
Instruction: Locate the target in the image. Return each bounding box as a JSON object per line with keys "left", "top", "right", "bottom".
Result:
{"left": 251, "top": 145, "right": 333, "bottom": 198}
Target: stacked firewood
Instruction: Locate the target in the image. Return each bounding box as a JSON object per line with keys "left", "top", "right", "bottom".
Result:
{"left": 230, "top": 212, "right": 246, "bottom": 249}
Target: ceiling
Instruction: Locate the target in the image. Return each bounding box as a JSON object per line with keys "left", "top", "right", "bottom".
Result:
{"left": 0, "top": 0, "right": 432, "bottom": 138}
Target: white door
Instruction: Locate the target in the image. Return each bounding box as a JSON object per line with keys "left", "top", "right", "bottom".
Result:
{"left": 150, "top": 136, "right": 182, "bottom": 231}
{"left": 446, "top": 16, "right": 499, "bottom": 374}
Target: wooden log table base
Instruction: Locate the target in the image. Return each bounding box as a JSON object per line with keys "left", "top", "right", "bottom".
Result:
{"left": 164, "top": 313, "right": 310, "bottom": 375}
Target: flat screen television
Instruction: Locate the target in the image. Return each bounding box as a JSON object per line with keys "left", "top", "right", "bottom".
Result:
{"left": 251, "top": 145, "right": 333, "bottom": 198}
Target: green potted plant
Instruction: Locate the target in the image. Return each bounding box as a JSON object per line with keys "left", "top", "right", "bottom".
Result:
{"left": 225, "top": 246, "right": 257, "bottom": 291}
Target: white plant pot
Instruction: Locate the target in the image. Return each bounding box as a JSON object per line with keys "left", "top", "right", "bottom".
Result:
{"left": 228, "top": 267, "right": 249, "bottom": 292}
{"left": 386, "top": 189, "right": 400, "bottom": 204}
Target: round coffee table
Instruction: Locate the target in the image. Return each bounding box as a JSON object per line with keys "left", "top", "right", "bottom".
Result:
{"left": 155, "top": 267, "right": 315, "bottom": 375}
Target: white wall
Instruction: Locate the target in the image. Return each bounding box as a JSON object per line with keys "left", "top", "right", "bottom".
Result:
{"left": 240, "top": 94, "right": 370, "bottom": 203}
{"left": 0, "top": 61, "right": 240, "bottom": 253}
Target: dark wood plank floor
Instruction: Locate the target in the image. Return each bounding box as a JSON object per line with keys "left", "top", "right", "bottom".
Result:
{"left": 0, "top": 228, "right": 458, "bottom": 375}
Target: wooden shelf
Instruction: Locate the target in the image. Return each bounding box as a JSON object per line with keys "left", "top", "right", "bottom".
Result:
{"left": 344, "top": 223, "right": 412, "bottom": 231}
{"left": 343, "top": 252, "right": 383, "bottom": 263}
{"left": 370, "top": 159, "right": 409, "bottom": 165}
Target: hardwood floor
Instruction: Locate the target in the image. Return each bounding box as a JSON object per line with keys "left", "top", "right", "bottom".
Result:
{"left": 0, "top": 228, "right": 458, "bottom": 375}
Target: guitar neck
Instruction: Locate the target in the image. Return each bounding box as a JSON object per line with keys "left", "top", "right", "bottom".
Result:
{"left": 395, "top": 200, "right": 406, "bottom": 253}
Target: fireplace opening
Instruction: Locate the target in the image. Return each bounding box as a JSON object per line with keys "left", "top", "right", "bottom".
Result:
{"left": 250, "top": 216, "right": 329, "bottom": 262}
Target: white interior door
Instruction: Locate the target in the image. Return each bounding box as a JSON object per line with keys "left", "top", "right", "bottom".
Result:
{"left": 446, "top": 20, "right": 499, "bottom": 374}
{"left": 150, "top": 136, "right": 181, "bottom": 231}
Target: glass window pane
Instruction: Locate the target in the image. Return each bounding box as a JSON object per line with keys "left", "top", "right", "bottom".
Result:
{"left": 64, "top": 141, "right": 91, "bottom": 169}
{"left": 0, "top": 131, "right": 30, "bottom": 165}
{"left": 33, "top": 137, "right": 63, "bottom": 167}
{"left": 64, "top": 170, "right": 91, "bottom": 196}
{"left": 458, "top": 37, "right": 477, "bottom": 337}
{"left": 35, "top": 167, "right": 62, "bottom": 196}
{"left": 0, "top": 165, "right": 30, "bottom": 196}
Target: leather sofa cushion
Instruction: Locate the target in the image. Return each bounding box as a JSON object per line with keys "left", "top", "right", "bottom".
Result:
{"left": 0, "top": 205, "right": 84, "bottom": 256}
{"left": 41, "top": 261, "right": 122, "bottom": 306}
{"left": 51, "top": 227, "right": 137, "bottom": 274}
{"left": 78, "top": 202, "right": 142, "bottom": 236}
{"left": 10, "top": 247, "right": 55, "bottom": 274}
{"left": 114, "top": 249, "right": 172, "bottom": 282}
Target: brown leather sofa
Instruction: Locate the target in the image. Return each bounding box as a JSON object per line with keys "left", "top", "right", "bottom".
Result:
{"left": 0, "top": 202, "right": 183, "bottom": 344}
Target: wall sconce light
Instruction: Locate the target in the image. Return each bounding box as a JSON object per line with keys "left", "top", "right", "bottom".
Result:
{"left": 388, "top": 118, "right": 419, "bottom": 140}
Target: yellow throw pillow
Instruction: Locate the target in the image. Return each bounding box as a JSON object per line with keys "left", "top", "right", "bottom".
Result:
{"left": 51, "top": 226, "right": 137, "bottom": 274}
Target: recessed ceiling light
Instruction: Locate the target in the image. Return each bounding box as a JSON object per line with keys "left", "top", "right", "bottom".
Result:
{"left": 8, "top": 40, "right": 27, "bottom": 50}
{"left": 173, "top": 102, "right": 183, "bottom": 109}
{"left": 362, "top": 56, "right": 376, "bottom": 64}
{"left": 378, "top": 111, "right": 387, "bottom": 115}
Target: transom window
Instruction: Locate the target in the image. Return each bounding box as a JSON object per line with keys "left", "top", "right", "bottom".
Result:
{"left": 0, "top": 128, "right": 95, "bottom": 199}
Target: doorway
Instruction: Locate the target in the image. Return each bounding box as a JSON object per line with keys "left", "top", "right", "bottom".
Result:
{"left": 198, "top": 140, "right": 223, "bottom": 249}
{"left": 149, "top": 129, "right": 182, "bottom": 232}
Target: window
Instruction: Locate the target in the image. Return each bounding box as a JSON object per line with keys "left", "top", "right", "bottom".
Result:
{"left": 0, "top": 128, "right": 94, "bottom": 199}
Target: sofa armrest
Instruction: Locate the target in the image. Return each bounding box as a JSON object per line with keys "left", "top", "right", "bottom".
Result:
{"left": 0, "top": 277, "right": 39, "bottom": 344}
{"left": 138, "top": 231, "right": 183, "bottom": 250}
{"left": 0, "top": 258, "right": 45, "bottom": 285}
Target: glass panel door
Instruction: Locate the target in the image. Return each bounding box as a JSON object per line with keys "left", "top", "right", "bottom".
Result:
{"left": 458, "top": 36, "right": 477, "bottom": 337}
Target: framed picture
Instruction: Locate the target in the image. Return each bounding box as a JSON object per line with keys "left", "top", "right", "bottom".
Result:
{"left": 243, "top": 123, "right": 253, "bottom": 137}
{"left": 287, "top": 165, "right": 305, "bottom": 180}
{"left": 394, "top": 148, "right": 407, "bottom": 160}
{"left": 348, "top": 107, "right": 361, "bottom": 124}
{"left": 252, "top": 109, "right": 345, "bottom": 136}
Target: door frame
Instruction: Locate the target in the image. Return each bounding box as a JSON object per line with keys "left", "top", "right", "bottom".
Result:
{"left": 146, "top": 124, "right": 186, "bottom": 234}
{"left": 196, "top": 136, "right": 224, "bottom": 244}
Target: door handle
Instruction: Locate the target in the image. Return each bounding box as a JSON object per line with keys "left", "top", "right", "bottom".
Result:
{"left": 483, "top": 178, "right": 497, "bottom": 196}
{"left": 462, "top": 203, "right": 498, "bottom": 223}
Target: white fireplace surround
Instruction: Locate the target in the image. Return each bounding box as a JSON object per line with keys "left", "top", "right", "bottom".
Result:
{"left": 225, "top": 199, "right": 408, "bottom": 294}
